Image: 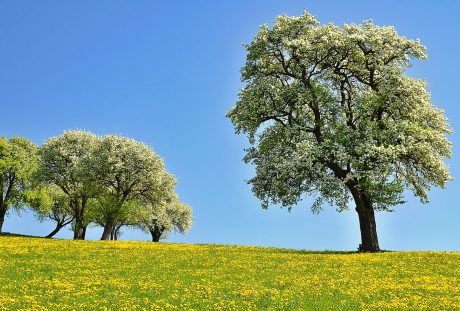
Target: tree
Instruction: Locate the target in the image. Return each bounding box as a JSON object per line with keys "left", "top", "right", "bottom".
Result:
{"left": 87, "top": 135, "right": 171, "bottom": 240}
{"left": 141, "top": 196, "right": 193, "bottom": 242}
{"left": 137, "top": 172, "right": 192, "bottom": 242}
{"left": 27, "top": 185, "right": 74, "bottom": 238}
{"left": 0, "top": 137, "right": 39, "bottom": 232}
{"left": 38, "top": 130, "right": 98, "bottom": 240}
{"left": 227, "top": 12, "right": 452, "bottom": 252}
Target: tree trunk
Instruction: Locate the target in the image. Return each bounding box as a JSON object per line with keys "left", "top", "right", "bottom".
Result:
{"left": 113, "top": 225, "right": 122, "bottom": 241}
{"left": 149, "top": 226, "right": 162, "bottom": 242}
{"left": 110, "top": 225, "right": 119, "bottom": 240}
{"left": 350, "top": 187, "right": 380, "bottom": 252}
{"left": 46, "top": 222, "right": 65, "bottom": 238}
{"left": 101, "top": 219, "right": 114, "bottom": 240}
{"left": 72, "top": 200, "right": 87, "bottom": 240}
{"left": 0, "top": 207, "right": 6, "bottom": 233}
{"left": 73, "top": 217, "right": 86, "bottom": 240}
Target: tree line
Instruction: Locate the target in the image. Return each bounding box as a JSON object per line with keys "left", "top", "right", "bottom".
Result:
{"left": 0, "top": 130, "right": 192, "bottom": 241}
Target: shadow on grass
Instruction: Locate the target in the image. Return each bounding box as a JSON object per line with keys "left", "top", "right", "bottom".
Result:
{"left": 194, "top": 242, "right": 391, "bottom": 254}
{"left": 275, "top": 248, "right": 392, "bottom": 255}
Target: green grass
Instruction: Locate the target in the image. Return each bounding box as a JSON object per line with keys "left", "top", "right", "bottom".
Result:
{"left": 0, "top": 235, "right": 458, "bottom": 310}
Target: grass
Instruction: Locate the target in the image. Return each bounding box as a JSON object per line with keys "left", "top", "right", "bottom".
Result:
{"left": 0, "top": 236, "right": 458, "bottom": 310}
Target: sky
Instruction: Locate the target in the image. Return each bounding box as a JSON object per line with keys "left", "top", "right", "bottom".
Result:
{"left": 1, "top": 0, "right": 459, "bottom": 251}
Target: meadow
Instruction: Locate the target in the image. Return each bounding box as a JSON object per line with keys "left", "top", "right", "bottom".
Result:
{"left": 0, "top": 236, "right": 458, "bottom": 310}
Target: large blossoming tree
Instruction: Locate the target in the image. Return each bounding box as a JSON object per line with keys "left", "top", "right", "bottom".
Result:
{"left": 227, "top": 12, "right": 452, "bottom": 252}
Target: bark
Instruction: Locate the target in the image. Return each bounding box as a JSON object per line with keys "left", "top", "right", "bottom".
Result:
{"left": 0, "top": 176, "right": 13, "bottom": 233}
{"left": 349, "top": 186, "right": 380, "bottom": 252}
{"left": 112, "top": 225, "right": 122, "bottom": 241}
{"left": 110, "top": 226, "right": 117, "bottom": 240}
{"left": 46, "top": 223, "right": 65, "bottom": 238}
{"left": 46, "top": 217, "right": 73, "bottom": 238}
{"left": 149, "top": 226, "right": 163, "bottom": 242}
{"left": 73, "top": 216, "right": 86, "bottom": 240}
{"left": 101, "top": 219, "right": 114, "bottom": 240}
{"left": 0, "top": 207, "right": 5, "bottom": 233}
{"left": 72, "top": 200, "right": 83, "bottom": 240}
{"left": 72, "top": 199, "right": 88, "bottom": 240}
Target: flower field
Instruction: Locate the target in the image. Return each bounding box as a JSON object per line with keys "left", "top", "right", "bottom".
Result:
{"left": 0, "top": 236, "right": 458, "bottom": 310}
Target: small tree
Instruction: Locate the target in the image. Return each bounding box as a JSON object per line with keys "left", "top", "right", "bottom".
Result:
{"left": 227, "top": 12, "right": 452, "bottom": 251}
{"left": 87, "top": 135, "right": 170, "bottom": 240}
{"left": 0, "top": 136, "right": 39, "bottom": 232}
{"left": 141, "top": 194, "right": 192, "bottom": 242}
{"left": 38, "top": 130, "right": 98, "bottom": 240}
{"left": 27, "top": 185, "right": 74, "bottom": 238}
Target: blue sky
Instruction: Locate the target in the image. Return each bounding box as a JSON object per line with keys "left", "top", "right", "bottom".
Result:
{"left": 1, "top": 0, "right": 459, "bottom": 251}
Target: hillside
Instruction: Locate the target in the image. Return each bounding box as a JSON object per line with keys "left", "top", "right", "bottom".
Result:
{"left": 0, "top": 236, "right": 458, "bottom": 310}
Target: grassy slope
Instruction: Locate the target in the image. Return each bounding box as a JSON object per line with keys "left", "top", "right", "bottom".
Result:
{"left": 0, "top": 236, "right": 458, "bottom": 310}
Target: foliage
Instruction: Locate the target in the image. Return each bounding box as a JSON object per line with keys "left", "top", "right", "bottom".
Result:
{"left": 0, "top": 136, "right": 39, "bottom": 231}
{"left": 89, "top": 196, "right": 143, "bottom": 229}
{"left": 166, "top": 199, "right": 193, "bottom": 235}
{"left": 0, "top": 236, "right": 458, "bottom": 310}
{"left": 38, "top": 130, "right": 98, "bottom": 202}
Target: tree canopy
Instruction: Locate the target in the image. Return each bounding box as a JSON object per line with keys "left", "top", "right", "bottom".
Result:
{"left": 227, "top": 11, "right": 452, "bottom": 252}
